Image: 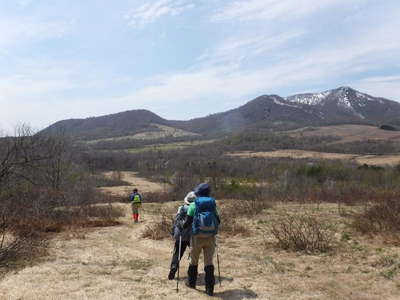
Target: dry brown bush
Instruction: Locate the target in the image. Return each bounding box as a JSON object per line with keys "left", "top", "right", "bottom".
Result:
{"left": 353, "top": 198, "right": 400, "bottom": 235}
{"left": 0, "top": 235, "right": 45, "bottom": 268}
{"left": 0, "top": 127, "right": 127, "bottom": 271}
{"left": 223, "top": 199, "right": 272, "bottom": 217}
{"left": 58, "top": 204, "right": 125, "bottom": 228}
{"left": 270, "top": 214, "right": 334, "bottom": 253}
{"left": 218, "top": 199, "right": 271, "bottom": 235}
{"left": 218, "top": 219, "right": 249, "bottom": 236}
{"left": 144, "top": 191, "right": 177, "bottom": 203}
{"left": 0, "top": 209, "right": 47, "bottom": 268}
{"left": 141, "top": 211, "right": 173, "bottom": 240}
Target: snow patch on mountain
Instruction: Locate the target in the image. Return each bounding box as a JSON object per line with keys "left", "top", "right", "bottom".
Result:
{"left": 272, "top": 97, "right": 300, "bottom": 108}
{"left": 285, "top": 91, "right": 330, "bottom": 105}
{"left": 333, "top": 88, "right": 365, "bottom": 119}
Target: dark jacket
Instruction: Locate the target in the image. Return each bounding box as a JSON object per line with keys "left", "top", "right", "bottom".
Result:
{"left": 172, "top": 205, "right": 191, "bottom": 242}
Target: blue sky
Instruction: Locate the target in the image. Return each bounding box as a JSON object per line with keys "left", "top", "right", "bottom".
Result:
{"left": 1, "top": 0, "right": 400, "bottom": 132}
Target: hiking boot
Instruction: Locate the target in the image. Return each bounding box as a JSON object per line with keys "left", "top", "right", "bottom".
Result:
{"left": 186, "top": 265, "right": 198, "bottom": 289}
{"left": 168, "top": 267, "right": 177, "bottom": 280}
{"left": 204, "top": 265, "right": 215, "bottom": 296}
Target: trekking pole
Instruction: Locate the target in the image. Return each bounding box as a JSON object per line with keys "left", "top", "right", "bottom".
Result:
{"left": 176, "top": 235, "right": 182, "bottom": 292}
{"left": 216, "top": 240, "right": 222, "bottom": 287}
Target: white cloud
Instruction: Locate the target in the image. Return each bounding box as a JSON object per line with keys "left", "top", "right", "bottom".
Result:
{"left": 0, "top": 17, "right": 71, "bottom": 48}
{"left": 211, "top": 0, "right": 348, "bottom": 22}
{"left": 351, "top": 76, "right": 400, "bottom": 101}
{"left": 125, "top": 0, "right": 194, "bottom": 28}
{"left": 356, "top": 76, "right": 400, "bottom": 83}
{"left": 198, "top": 30, "right": 305, "bottom": 67}
{"left": 116, "top": 15, "right": 400, "bottom": 111}
{"left": 17, "top": 0, "right": 34, "bottom": 8}
{"left": 0, "top": 76, "right": 73, "bottom": 101}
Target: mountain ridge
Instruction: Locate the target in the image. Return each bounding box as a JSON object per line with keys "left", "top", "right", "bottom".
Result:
{"left": 41, "top": 87, "right": 400, "bottom": 140}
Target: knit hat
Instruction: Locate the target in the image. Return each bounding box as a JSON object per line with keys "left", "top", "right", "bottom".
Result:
{"left": 194, "top": 183, "right": 211, "bottom": 197}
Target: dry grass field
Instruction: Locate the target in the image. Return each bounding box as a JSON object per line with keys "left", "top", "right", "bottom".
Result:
{"left": 2, "top": 169, "right": 400, "bottom": 299}
{"left": 85, "top": 124, "right": 199, "bottom": 144}
{"left": 229, "top": 150, "right": 400, "bottom": 166}
{"left": 289, "top": 125, "right": 400, "bottom": 144}
{"left": 1, "top": 201, "right": 400, "bottom": 300}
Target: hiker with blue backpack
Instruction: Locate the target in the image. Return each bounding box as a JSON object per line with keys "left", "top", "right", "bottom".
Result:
{"left": 168, "top": 191, "right": 196, "bottom": 280}
{"left": 183, "top": 183, "right": 220, "bottom": 296}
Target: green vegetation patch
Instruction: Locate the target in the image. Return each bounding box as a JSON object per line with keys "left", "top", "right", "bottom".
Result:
{"left": 125, "top": 139, "right": 216, "bottom": 153}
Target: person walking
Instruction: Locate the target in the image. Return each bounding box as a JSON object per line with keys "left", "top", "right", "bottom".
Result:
{"left": 129, "top": 188, "right": 142, "bottom": 223}
{"left": 183, "top": 183, "right": 220, "bottom": 296}
{"left": 168, "top": 191, "right": 196, "bottom": 280}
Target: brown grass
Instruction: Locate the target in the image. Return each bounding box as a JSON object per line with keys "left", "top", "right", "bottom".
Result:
{"left": 229, "top": 149, "right": 400, "bottom": 166}
{"left": 289, "top": 124, "right": 400, "bottom": 144}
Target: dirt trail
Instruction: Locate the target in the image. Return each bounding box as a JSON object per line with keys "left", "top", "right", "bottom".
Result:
{"left": 98, "top": 171, "right": 171, "bottom": 197}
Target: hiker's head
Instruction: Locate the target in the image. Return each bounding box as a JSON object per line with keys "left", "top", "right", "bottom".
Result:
{"left": 184, "top": 191, "right": 196, "bottom": 204}
{"left": 194, "top": 183, "right": 211, "bottom": 197}
{"left": 133, "top": 188, "right": 138, "bottom": 193}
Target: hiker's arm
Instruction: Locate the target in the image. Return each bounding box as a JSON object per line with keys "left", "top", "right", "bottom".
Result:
{"left": 182, "top": 215, "right": 193, "bottom": 229}
{"left": 215, "top": 207, "right": 220, "bottom": 224}
{"left": 183, "top": 202, "right": 195, "bottom": 229}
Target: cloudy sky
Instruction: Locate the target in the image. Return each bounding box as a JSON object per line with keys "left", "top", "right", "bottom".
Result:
{"left": 1, "top": 0, "right": 399, "bottom": 132}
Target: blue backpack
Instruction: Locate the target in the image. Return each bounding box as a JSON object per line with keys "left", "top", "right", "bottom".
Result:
{"left": 192, "top": 197, "right": 219, "bottom": 236}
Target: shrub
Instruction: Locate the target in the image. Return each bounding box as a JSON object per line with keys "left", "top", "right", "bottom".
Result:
{"left": 144, "top": 191, "right": 177, "bottom": 203}
{"left": 221, "top": 199, "right": 271, "bottom": 218}
{"left": 0, "top": 207, "right": 46, "bottom": 268}
{"left": 380, "top": 125, "right": 398, "bottom": 131}
{"left": 353, "top": 198, "right": 400, "bottom": 235}
{"left": 218, "top": 199, "right": 271, "bottom": 236}
{"left": 218, "top": 218, "right": 249, "bottom": 236}
{"left": 270, "top": 214, "right": 334, "bottom": 253}
{"left": 141, "top": 211, "right": 173, "bottom": 240}
{"left": 0, "top": 233, "right": 44, "bottom": 268}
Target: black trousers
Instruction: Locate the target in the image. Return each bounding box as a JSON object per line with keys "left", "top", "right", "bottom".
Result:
{"left": 170, "top": 239, "right": 190, "bottom": 269}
